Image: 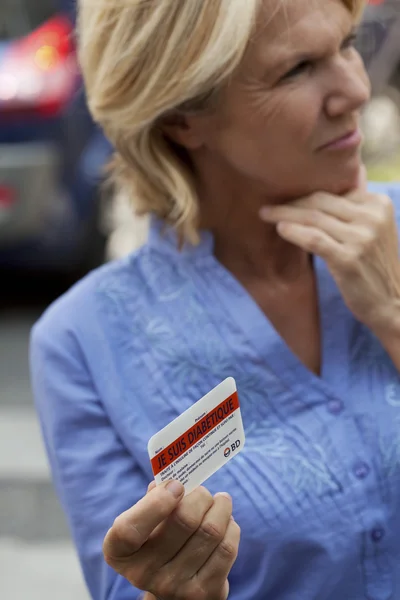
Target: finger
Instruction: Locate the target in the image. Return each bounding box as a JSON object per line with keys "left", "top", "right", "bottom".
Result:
{"left": 196, "top": 518, "right": 240, "bottom": 593}
{"left": 261, "top": 206, "right": 360, "bottom": 243}
{"left": 295, "top": 194, "right": 372, "bottom": 220}
{"left": 260, "top": 196, "right": 371, "bottom": 224}
{"left": 357, "top": 163, "right": 368, "bottom": 192}
{"left": 276, "top": 222, "right": 346, "bottom": 263}
{"left": 103, "top": 480, "right": 184, "bottom": 560}
{"left": 165, "top": 492, "right": 233, "bottom": 579}
{"left": 147, "top": 481, "right": 157, "bottom": 494}
{"left": 138, "top": 486, "right": 214, "bottom": 569}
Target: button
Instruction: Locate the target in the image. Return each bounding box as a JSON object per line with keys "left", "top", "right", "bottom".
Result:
{"left": 371, "top": 528, "right": 385, "bottom": 543}
{"left": 327, "top": 399, "right": 344, "bottom": 415}
{"left": 353, "top": 462, "right": 370, "bottom": 480}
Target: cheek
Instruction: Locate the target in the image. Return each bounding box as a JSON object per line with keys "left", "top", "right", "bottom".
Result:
{"left": 204, "top": 85, "right": 322, "bottom": 182}
{"left": 209, "top": 81, "right": 322, "bottom": 157}
{"left": 257, "top": 90, "right": 320, "bottom": 148}
{"left": 232, "top": 87, "right": 322, "bottom": 173}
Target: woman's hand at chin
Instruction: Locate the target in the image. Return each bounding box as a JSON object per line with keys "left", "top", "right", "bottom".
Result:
{"left": 259, "top": 164, "right": 400, "bottom": 340}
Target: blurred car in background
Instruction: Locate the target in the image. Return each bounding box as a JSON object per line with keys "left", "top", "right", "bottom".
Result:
{"left": 0, "top": 0, "right": 112, "bottom": 274}
{"left": 358, "top": 0, "right": 400, "bottom": 96}
{"left": 357, "top": 0, "right": 400, "bottom": 178}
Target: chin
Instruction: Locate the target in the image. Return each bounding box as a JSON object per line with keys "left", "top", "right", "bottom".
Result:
{"left": 317, "top": 160, "right": 362, "bottom": 196}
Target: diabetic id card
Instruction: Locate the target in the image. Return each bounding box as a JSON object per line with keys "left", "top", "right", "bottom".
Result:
{"left": 148, "top": 378, "right": 245, "bottom": 494}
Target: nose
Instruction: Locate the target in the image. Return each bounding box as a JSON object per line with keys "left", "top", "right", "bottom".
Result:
{"left": 324, "top": 55, "right": 371, "bottom": 119}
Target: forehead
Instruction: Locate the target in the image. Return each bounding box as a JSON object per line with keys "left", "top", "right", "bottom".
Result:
{"left": 246, "top": 0, "right": 355, "bottom": 70}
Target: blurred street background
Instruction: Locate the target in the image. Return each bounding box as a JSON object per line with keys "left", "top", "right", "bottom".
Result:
{"left": 0, "top": 275, "right": 90, "bottom": 599}
{"left": 1, "top": 0, "right": 400, "bottom": 598}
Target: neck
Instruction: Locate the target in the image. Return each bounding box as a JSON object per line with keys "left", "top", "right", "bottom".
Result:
{"left": 213, "top": 217, "right": 310, "bottom": 282}
{"left": 197, "top": 172, "right": 310, "bottom": 282}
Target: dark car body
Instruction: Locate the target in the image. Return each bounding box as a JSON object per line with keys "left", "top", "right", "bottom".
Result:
{"left": 0, "top": 0, "right": 111, "bottom": 272}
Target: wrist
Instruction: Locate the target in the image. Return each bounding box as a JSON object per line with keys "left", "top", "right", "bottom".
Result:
{"left": 369, "top": 300, "right": 400, "bottom": 350}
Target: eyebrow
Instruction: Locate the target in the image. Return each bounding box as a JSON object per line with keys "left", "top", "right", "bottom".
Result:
{"left": 263, "top": 25, "right": 358, "bottom": 77}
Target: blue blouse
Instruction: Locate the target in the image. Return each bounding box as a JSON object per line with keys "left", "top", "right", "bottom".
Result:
{"left": 31, "top": 182, "right": 400, "bottom": 600}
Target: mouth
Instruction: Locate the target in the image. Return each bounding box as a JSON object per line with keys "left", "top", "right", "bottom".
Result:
{"left": 318, "top": 129, "right": 363, "bottom": 152}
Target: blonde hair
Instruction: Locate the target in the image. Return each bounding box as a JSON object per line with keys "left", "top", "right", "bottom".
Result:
{"left": 78, "top": 0, "right": 365, "bottom": 244}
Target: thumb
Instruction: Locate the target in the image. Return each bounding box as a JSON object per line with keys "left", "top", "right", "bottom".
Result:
{"left": 103, "top": 480, "right": 184, "bottom": 560}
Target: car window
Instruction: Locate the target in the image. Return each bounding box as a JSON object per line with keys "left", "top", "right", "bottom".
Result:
{"left": 0, "top": 0, "right": 56, "bottom": 40}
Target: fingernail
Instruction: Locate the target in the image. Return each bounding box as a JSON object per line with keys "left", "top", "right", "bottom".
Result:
{"left": 147, "top": 480, "right": 157, "bottom": 493}
{"left": 230, "top": 515, "right": 235, "bottom": 522}
{"left": 166, "top": 480, "right": 184, "bottom": 498}
{"left": 276, "top": 222, "right": 288, "bottom": 234}
{"left": 259, "top": 207, "right": 271, "bottom": 220}
{"left": 214, "top": 492, "right": 232, "bottom": 500}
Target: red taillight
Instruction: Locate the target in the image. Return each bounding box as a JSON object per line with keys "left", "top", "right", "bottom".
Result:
{"left": 0, "top": 16, "right": 79, "bottom": 118}
{"left": 17, "top": 15, "right": 73, "bottom": 65}
{"left": 0, "top": 187, "right": 16, "bottom": 208}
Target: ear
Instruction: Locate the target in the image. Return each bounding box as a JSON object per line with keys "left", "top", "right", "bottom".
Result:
{"left": 159, "top": 111, "right": 206, "bottom": 150}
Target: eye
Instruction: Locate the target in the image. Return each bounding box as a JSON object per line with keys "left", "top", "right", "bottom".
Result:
{"left": 281, "top": 60, "right": 313, "bottom": 81}
{"left": 341, "top": 32, "right": 358, "bottom": 51}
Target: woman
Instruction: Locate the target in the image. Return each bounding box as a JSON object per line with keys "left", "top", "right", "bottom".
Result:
{"left": 30, "top": 0, "right": 400, "bottom": 598}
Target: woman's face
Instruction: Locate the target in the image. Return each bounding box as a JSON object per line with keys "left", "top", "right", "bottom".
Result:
{"left": 188, "top": 0, "right": 371, "bottom": 200}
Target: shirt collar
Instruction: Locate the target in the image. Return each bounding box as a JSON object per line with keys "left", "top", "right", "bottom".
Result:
{"left": 148, "top": 214, "right": 214, "bottom": 259}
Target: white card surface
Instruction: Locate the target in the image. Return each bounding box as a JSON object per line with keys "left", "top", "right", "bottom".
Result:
{"left": 148, "top": 378, "right": 245, "bottom": 494}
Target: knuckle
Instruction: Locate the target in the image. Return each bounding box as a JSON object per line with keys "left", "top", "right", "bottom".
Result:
{"left": 216, "top": 585, "right": 230, "bottom": 600}
{"left": 196, "top": 486, "right": 214, "bottom": 505}
{"left": 306, "top": 210, "right": 321, "bottom": 227}
{"left": 309, "top": 192, "right": 322, "bottom": 204}
{"left": 352, "top": 245, "right": 364, "bottom": 260}
{"left": 199, "top": 519, "right": 225, "bottom": 543}
{"left": 154, "top": 574, "right": 178, "bottom": 600}
{"left": 361, "top": 227, "right": 375, "bottom": 247}
{"left": 213, "top": 494, "right": 233, "bottom": 515}
{"left": 231, "top": 521, "right": 241, "bottom": 538}
{"left": 377, "top": 193, "right": 392, "bottom": 210}
{"left": 340, "top": 250, "right": 357, "bottom": 270}
{"left": 188, "top": 586, "right": 208, "bottom": 600}
{"left": 307, "top": 231, "right": 323, "bottom": 251}
{"left": 375, "top": 207, "right": 388, "bottom": 228}
{"left": 171, "top": 487, "right": 214, "bottom": 533}
{"left": 172, "top": 506, "right": 202, "bottom": 534}
{"left": 216, "top": 538, "right": 238, "bottom": 561}
{"left": 376, "top": 194, "right": 393, "bottom": 220}
{"left": 198, "top": 583, "right": 226, "bottom": 600}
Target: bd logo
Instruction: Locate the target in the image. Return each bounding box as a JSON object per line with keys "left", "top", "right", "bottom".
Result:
{"left": 224, "top": 440, "right": 241, "bottom": 458}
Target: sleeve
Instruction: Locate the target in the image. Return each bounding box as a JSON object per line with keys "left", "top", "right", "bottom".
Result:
{"left": 368, "top": 180, "right": 400, "bottom": 232}
{"left": 368, "top": 181, "right": 400, "bottom": 202}
{"left": 30, "top": 317, "right": 148, "bottom": 600}
{"left": 386, "top": 182, "right": 400, "bottom": 217}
